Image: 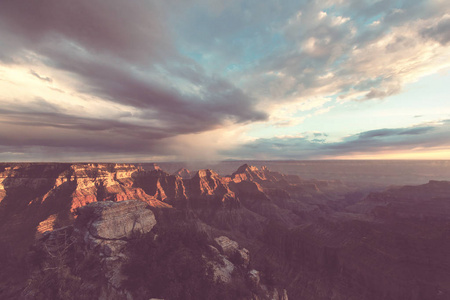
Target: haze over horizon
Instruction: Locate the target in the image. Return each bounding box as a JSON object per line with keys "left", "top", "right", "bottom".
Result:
{"left": 1, "top": 0, "right": 449, "bottom": 162}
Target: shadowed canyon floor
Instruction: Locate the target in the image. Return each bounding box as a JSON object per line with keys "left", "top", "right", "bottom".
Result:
{"left": 0, "top": 162, "right": 449, "bottom": 299}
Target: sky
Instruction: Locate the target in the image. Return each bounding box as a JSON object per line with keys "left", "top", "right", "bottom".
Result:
{"left": 0, "top": 0, "right": 449, "bottom": 162}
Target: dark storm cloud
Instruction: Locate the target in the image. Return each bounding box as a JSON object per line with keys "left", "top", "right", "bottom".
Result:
{"left": 225, "top": 122, "right": 450, "bottom": 159}
{"left": 0, "top": 98, "right": 63, "bottom": 115}
{"left": 0, "top": 0, "right": 173, "bottom": 63}
{"left": 0, "top": 97, "right": 225, "bottom": 150}
{"left": 39, "top": 45, "right": 266, "bottom": 127}
{"left": 0, "top": 0, "right": 266, "bottom": 149}
{"left": 0, "top": 110, "right": 168, "bottom": 157}
{"left": 0, "top": 91, "right": 266, "bottom": 161}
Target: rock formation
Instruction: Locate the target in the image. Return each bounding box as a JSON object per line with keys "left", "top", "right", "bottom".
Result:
{"left": 22, "top": 200, "right": 158, "bottom": 299}
{"left": 22, "top": 200, "right": 287, "bottom": 300}
{"left": 0, "top": 162, "right": 449, "bottom": 299}
{"left": 173, "top": 168, "right": 192, "bottom": 179}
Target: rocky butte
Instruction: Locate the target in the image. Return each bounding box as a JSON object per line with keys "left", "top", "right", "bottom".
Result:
{"left": 0, "top": 162, "right": 449, "bottom": 299}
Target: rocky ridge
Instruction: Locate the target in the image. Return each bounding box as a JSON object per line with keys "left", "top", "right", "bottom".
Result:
{"left": 1, "top": 162, "right": 449, "bottom": 299}
{"left": 173, "top": 168, "right": 192, "bottom": 179}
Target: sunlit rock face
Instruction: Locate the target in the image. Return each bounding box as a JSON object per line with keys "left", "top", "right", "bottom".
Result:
{"left": 0, "top": 163, "right": 168, "bottom": 258}
{"left": 190, "top": 169, "right": 230, "bottom": 196}
{"left": 132, "top": 169, "right": 187, "bottom": 203}
{"left": 185, "top": 169, "right": 240, "bottom": 208}
{"left": 173, "top": 168, "right": 192, "bottom": 179}
{"left": 70, "top": 164, "right": 159, "bottom": 211}
{"left": 35, "top": 214, "right": 58, "bottom": 240}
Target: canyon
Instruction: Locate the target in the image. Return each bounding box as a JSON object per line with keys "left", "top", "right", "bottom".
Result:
{"left": 0, "top": 162, "right": 449, "bottom": 299}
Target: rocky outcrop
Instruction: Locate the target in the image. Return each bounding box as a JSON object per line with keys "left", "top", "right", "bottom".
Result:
{"left": 207, "top": 248, "right": 235, "bottom": 284}
{"left": 215, "top": 236, "right": 250, "bottom": 267}
{"left": 23, "top": 200, "right": 157, "bottom": 300}
{"left": 75, "top": 200, "right": 156, "bottom": 241}
{"left": 208, "top": 236, "right": 288, "bottom": 300}
{"left": 74, "top": 200, "right": 157, "bottom": 298}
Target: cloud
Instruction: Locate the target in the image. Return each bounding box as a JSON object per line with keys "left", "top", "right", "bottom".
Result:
{"left": 0, "top": 0, "right": 266, "bottom": 118}
{"left": 224, "top": 121, "right": 450, "bottom": 159}
{"left": 0, "top": 0, "right": 174, "bottom": 63}
{"left": 29, "top": 70, "right": 52, "bottom": 83}
{"left": 0, "top": 0, "right": 267, "bottom": 161}
{"left": 0, "top": 0, "right": 449, "bottom": 161}
{"left": 420, "top": 14, "right": 450, "bottom": 45}
{"left": 357, "top": 127, "right": 434, "bottom": 139}
{"left": 221, "top": 0, "right": 450, "bottom": 108}
{"left": 38, "top": 46, "right": 266, "bottom": 129}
